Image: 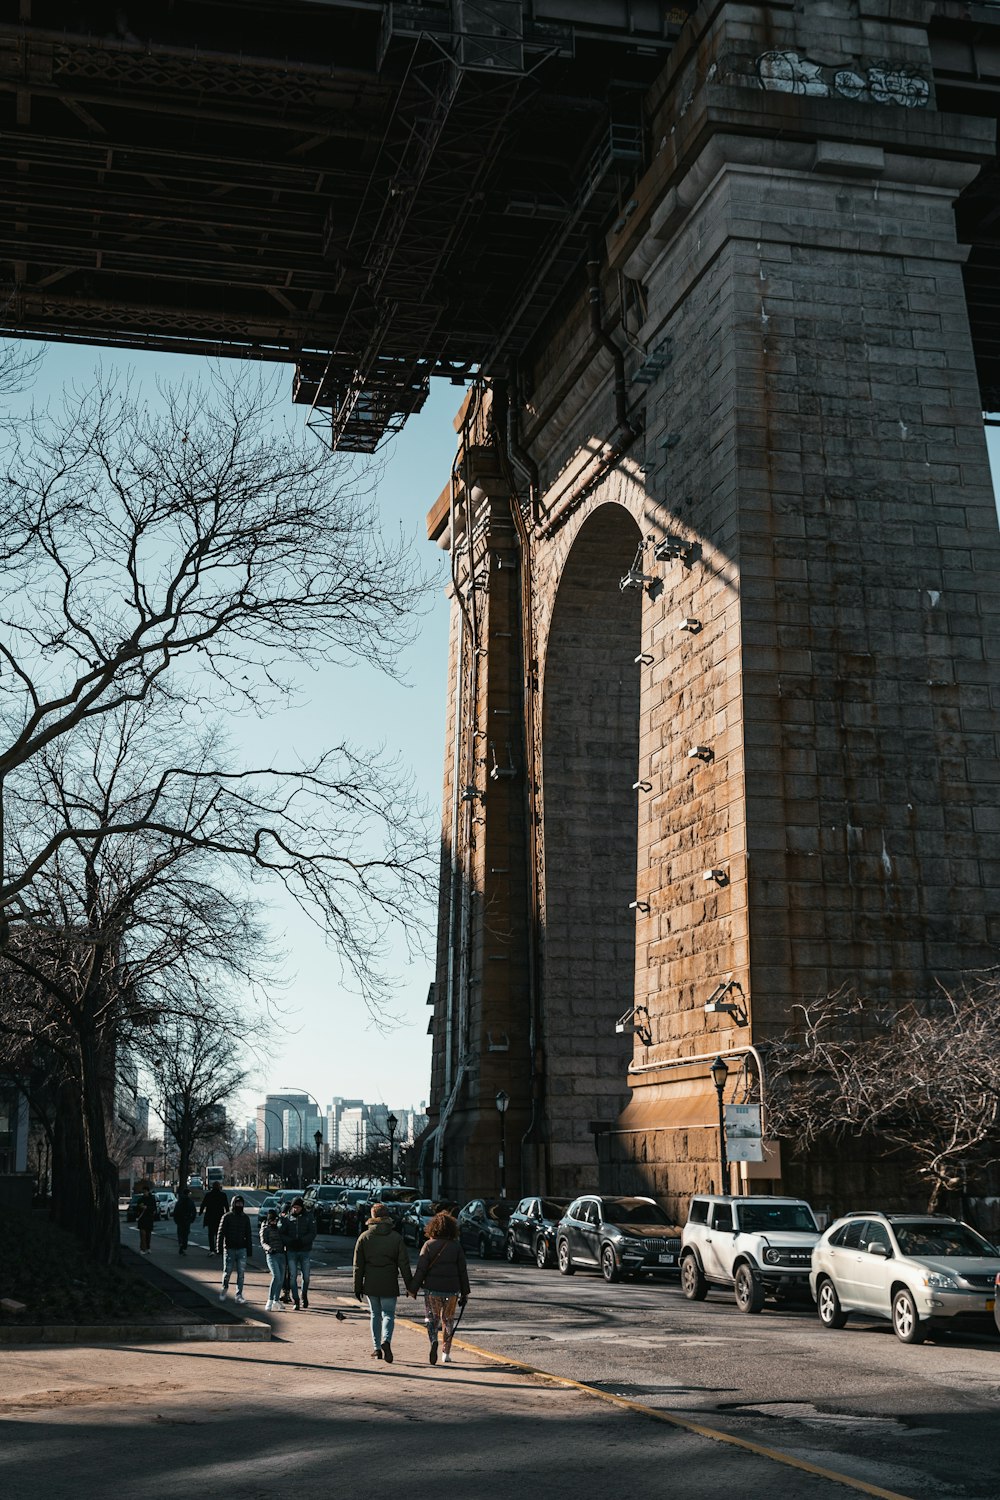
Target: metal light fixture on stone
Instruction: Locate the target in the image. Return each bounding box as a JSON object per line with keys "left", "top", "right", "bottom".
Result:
{"left": 634, "top": 651, "right": 654, "bottom": 665}
{"left": 632, "top": 779, "right": 652, "bottom": 791}
{"left": 654, "top": 535, "right": 692, "bottom": 563}
{"left": 677, "top": 617, "right": 701, "bottom": 633}
{"left": 687, "top": 745, "right": 713, "bottom": 762}
{"left": 619, "top": 566, "right": 656, "bottom": 592}
{"left": 702, "top": 868, "right": 728, "bottom": 885}
{"left": 629, "top": 899, "right": 651, "bottom": 913}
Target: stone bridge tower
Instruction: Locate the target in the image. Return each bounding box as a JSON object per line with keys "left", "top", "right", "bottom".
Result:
{"left": 420, "top": 0, "right": 1000, "bottom": 1217}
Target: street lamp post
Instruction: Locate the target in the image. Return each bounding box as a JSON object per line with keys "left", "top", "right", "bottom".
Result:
{"left": 280, "top": 1087, "right": 326, "bottom": 1187}
{"left": 314, "top": 1129, "right": 323, "bottom": 1185}
{"left": 387, "top": 1113, "right": 398, "bottom": 1186}
{"left": 710, "top": 1055, "right": 730, "bottom": 1195}
{"left": 495, "top": 1090, "right": 509, "bottom": 1199}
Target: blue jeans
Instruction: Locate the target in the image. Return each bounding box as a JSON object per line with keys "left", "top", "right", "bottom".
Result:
{"left": 265, "top": 1251, "right": 286, "bottom": 1303}
{"left": 367, "top": 1294, "right": 397, "bottom": 1350}
{"left": 287, "top": 1250, "right": 311, "bottom": 1300}
{"left": 222, "top": 1248, "right": 247, "bottom": 1295}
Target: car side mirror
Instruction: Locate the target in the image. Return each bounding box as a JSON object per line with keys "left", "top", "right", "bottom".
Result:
{"left": 868, "top": 1242, "right": 890, "bottom": 1258}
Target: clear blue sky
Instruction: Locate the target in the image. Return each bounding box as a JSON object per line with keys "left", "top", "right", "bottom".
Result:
{"left": 15, "top": 342, "right": 456, "bottom": 1121}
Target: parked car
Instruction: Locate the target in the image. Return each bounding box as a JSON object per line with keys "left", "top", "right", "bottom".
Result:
{"left": 811, "top": 1212, "right": 1000, "bottom": 1344}
{"left": 400, "top": 1199, "right": 439, "bottom": 1247}
{"left": 366, "top": 1186, "right": 421, "bottom": 1229}
{"left": 186, "top": 1175, "right": 204, "bottom": 1206}
{"left": 155, "top": 1190, "right": 178, "bottom": 1220}
{"left": 125, "top": 1191, "right": 143, "bottom": 1223}
{"left": 506, "top": 1196, "right": 572, "bottom": 1267}
{"left": 680, "top": 1195, "right": 820, "bottom": 1313}
{"left": 996, "top": 1271, "right": 1000, "bottom": 1336}
{"left": 556, "top": 1196, "right": 682, "bottom": 1282}
{"left": 256, "top": 1194, "right": 281, "bottom": 1228}
{"left": 457, "top": 1199, "right": 517, "bottom": 1259}
{"left": 332, "top": 1189, "right": 375, "bottom": 1237}
{"left": 304, "top": 1184, "right": 347, "bottom": 1232}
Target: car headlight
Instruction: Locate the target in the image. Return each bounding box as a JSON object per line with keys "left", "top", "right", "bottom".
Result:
{"left": 923, "top": 1272, "right": 958, "bottom": 1290}
{"left": 764, "top": 1249, "right": 781, "bottom": 1265}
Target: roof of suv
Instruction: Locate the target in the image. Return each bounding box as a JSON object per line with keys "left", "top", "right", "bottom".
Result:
{"left": 841, "top": 1211, "right": 962, "bottom": 1223}
{"left": 691, "top": 1195, "right": 809, "bottom": 1204}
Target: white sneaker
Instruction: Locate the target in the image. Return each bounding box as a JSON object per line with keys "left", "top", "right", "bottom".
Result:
{"left": 235, "top": 1293, "right": 245, "bottom": 1305}
{"left": 264, "top": 1299, "right": 273, "bottom": 1311}
{"left": 218, "top": 1290, "right": 227, "bottom": 1301}
{"left": 441, "top": 1351, "right": 451, "bottom": 1364}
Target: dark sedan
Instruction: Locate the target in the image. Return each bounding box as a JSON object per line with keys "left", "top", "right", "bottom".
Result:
{"left": 331, "top": 1189, "right": 374, "bottom": 1236}
{"left": 506, "top": 1196, "right": 573, "bottom": 1267}
{"left": 457, "top": 1198, "right": 517, "bottom": 1259}
{"left": 400, "top": 1199, "right": 438, "bottom": 1247}
{"left": 304, "top": 1184, "right": 347, "bottom": 1232}
{"left": 556, "top": 1195, "right": 683, "bottom": 1282}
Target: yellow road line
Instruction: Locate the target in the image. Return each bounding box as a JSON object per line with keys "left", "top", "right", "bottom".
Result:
{"left": 392, "top": 1313, "right": 914, "bottom": 1500}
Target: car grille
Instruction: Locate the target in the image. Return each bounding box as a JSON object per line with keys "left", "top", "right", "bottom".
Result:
{"left": 767, "top": 1250, "right": 812, "bottom": 1267}
{"left": 634, "top": 1237, "right": 680, "bottom": 1254}
{"left": 959, "top": 1272, "right": 998, "bottom": 1289}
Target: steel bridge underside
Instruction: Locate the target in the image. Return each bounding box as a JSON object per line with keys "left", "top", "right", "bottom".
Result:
{"left": 0, "top": 3, "right": 1000, "bottom": 450}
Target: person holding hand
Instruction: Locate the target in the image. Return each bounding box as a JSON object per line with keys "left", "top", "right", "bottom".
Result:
{"left": 409, "top": 1210, "right": 469, "bottom": 1366}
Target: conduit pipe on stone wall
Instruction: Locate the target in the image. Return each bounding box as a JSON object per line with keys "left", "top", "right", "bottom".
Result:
{"left": 505, "top": 361, "right": 539, "bottom": 526}
{"left": 625, "top": 1043, "right": 768, "bottom": 1135}
{"left": 534, "top": 250, "right": 642, "bottom": 537}
{"left": 494, "top": 386, "right": 545, "bottom": 1181}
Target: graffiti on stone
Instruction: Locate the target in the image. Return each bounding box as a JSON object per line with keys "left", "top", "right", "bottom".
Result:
{"left": 755, "top": 51, "right": 929, "bottom": 108}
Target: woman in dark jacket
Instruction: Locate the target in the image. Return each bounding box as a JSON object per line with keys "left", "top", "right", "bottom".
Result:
{"left": 135, "top": 1186, "right": 158, "bottom": 1254}
{"left": 409, "top": 1211, "right": 470, "bottom": 1365}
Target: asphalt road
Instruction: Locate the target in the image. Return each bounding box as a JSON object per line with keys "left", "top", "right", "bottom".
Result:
{"left": 149, "top": 1202, "right": 1000, "bottom": 1498}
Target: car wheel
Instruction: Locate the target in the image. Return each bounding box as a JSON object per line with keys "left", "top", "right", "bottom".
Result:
{"left": 892, "top": 1287, "right": 925, "bottom": 1345}
{"left": 734, "top": 1264, "right": 765, "bottom": 1314}
{"left": 478, "top": 1235, "right": 491, "bottom": 1260}
{"left": 680, "top": 1252, "right": 708, "bottom": 1301}
{"left": 601, "top": 1244, "right": 621, "bottom": 1283}
{"left": 557, "top": 1239, "right": 575, "bottom": 1275}
{"left": 535, "top": 1237, "right": 550, "bottom": 1269}
{"left": 817, "top": 1278, "right": 848, "bottom": 1329}
{"left": 505, "top": 1234, "right": 518, "bottom": 1263}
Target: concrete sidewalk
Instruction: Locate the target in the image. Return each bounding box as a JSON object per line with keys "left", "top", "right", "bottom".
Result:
{"left": 0, "top": 1224, "right": 893, "bottom": 1500}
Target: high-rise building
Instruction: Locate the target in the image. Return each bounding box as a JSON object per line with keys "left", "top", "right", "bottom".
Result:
{"left": 256, "top": 1092, "right": 310, "bottom": 1152}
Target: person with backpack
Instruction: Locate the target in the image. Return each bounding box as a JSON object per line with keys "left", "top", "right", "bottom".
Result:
{"left": 200, "top": 1181, "right": 229, "bottom": 1255}
{"left": 259, "top": 1206, "right": 287, "bottom": 1312}
{"left": 174, "top": 1187, "right": 197, "bottom": 1256}
{"left": 409, "top": 1210, "right": 470, "bottom": 1365}
{"left": 353, "top": 1202, "right": 414, "bottom": 1362}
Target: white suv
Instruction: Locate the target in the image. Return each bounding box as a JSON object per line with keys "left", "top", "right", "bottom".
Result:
{"left": 810, "top": 1212, "right": 1000, "bottom": 1344}
{"left": 680, "top": 1194, "right": 821, "bottom": 1313}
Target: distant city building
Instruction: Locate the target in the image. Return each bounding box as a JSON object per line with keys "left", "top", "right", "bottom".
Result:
{"left": 256, "top": 1092, "right": 310, "bottom": 1153}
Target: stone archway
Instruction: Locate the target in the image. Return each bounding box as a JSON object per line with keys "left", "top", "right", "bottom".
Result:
{"left": 539, "top": 504, "right": 644, "bottom": 1196}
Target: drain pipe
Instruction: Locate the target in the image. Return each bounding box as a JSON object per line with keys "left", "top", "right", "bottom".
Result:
{"left": 588, "top": 242, "right": 639, "bottom": 441}
{"left": 506, "top": 361, "right": 540, "bottom": 525}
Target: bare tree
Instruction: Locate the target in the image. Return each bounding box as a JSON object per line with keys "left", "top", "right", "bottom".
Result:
{"left": 144, "top": 1015, "right": 249, "bottom": 1195}
{"left": 0, "top": 367, "right": 432, "bottom": 933}
{"left": 765, "top": 988, "right": 1000, "bottom": 1211}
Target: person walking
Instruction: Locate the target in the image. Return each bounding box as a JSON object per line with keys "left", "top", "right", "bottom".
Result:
{"left": 353, "top": 1202, "right": 413, "bottom": 1362}
{"left": 277, "top": 1201, "right": 294, "bottom": 1303}
{"left": 216, "top": 1194, "right": 253, "bottom": 1304}
{"left": 285, "top": 1196, "right": 317, "bottom": 1309}
{"left": 409, "top": 1210, "right": 470, "bottom": 1365}
{"left": 174, "top": 1188, "right": 197, "bottom": 1256}
{"left": 135, "top": 1184, "right": 158, "bottom": 1254}
{"left": 200, "top": 1181, "right": 229, "bottom": 1255}
{"left": 259, "top": 1207, "right": 287, "bottom": 1312}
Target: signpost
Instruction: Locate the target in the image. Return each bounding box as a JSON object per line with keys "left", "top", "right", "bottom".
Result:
{"left": 724, "top": 1104, "right": 764, "bottom": 1163}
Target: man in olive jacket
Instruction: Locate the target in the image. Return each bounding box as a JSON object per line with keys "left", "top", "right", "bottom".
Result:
{"left": 353, "top": 1202, "right": 414, "bottom": 1363}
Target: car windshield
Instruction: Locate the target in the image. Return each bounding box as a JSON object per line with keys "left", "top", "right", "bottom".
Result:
{"left": 380, "top": 1189, "right": 418, "bottom": 1202}
{"left": 486, "top": 1202, "right": 514, "bottom": 1224}
{"left": 893, "top": 1221, "right": 998, "bottom": 1258}
{"left": 540, "top": 1199, "right": 568, "bottom": 1220}
{"left": 602, "top": 1200, "right": 672, "bottom": 1225}
{"left": 736, "top": 1203, "right": 818, "bottom": 1233}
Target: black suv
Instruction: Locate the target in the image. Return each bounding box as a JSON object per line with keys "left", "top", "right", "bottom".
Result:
{"left": 556, "top": 1196, "right": 682, "bottom": 1282}
{"left": 303, "top": 1184, "right": 346, "bottom": 1233}
{"left": 506, "top": 1196, "right": 572, "bottom": 1267}
{"left": 457, "top": 1199, "right": 516, "bottom": 1259}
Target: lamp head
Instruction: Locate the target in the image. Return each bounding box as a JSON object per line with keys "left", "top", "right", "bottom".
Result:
{"left": 710, "top": 1054, "right": 730, "bottom": 1091}
{"left": 495, "top": 1089, "right": 510, "bottom": 1114}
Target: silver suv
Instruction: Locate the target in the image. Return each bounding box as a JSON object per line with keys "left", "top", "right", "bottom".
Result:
{"left": 680, "top": 1195, "right": 821, "bottom": 1313}
{"left": 810, "top": 1212, "right": 1000, "bottom": 1344}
